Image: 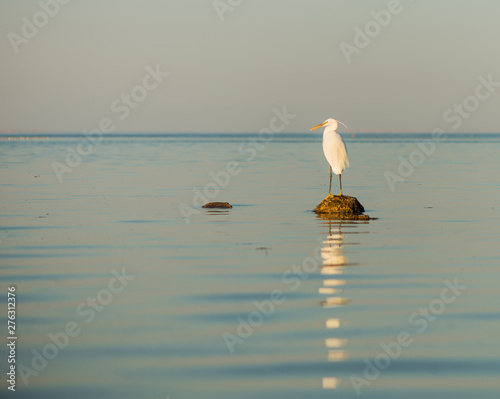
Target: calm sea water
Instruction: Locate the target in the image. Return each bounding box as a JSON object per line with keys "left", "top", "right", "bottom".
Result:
{"left": 1, "top": 133, "right": 499, "bottom": 398}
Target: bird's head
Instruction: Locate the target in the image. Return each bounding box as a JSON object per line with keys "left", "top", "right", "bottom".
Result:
{"left": 310, "top": 118, "right": 348, "bottom": 132}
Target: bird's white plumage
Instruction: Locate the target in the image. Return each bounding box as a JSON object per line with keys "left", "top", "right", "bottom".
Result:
{"left": 322, "top": 124, "right": 349, "bottom": 175}
{"left": 310, "top": 118, "right": 349, "bottom": 196}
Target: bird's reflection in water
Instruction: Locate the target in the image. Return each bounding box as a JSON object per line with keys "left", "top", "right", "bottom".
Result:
{"left": 317, "top": 215, "right": 368, "bottom": 391}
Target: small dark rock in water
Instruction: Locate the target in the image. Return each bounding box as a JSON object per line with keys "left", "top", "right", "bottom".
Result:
{"left": 315, "top": 195, "right": 371, "bottom": 220}
{"left": 202, "top": 202, "right": 232, "bottom": 209}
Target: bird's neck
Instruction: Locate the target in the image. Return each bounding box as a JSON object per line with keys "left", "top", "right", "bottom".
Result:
{"left": 323, "top": 126, "right": 338, "bottom": 136}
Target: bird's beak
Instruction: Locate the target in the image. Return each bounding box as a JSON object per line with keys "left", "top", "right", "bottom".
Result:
{"left": 310, "top": 121, "right": 327, "bottom": 131}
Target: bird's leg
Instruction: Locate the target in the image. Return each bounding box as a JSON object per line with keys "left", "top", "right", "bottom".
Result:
{"left": 339, "top": 174, "right": 343, "bottom": 196}
{"left": 329, "top": 167, "right": 332, "bottom": 196}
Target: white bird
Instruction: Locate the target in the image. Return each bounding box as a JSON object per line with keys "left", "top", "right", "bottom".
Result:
{"left": 310, "top": 118, "right": 349, "bottom": 197}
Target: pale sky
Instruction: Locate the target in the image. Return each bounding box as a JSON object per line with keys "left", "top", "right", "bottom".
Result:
{"left": 1, "top": 0, "right": 500, "bottom": 133}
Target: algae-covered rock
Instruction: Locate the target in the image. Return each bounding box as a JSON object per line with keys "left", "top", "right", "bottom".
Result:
{"left": 315, "top": 195, "right": 369, "bottom": 220}
{"left": 202, "top": 202, "right": 232, "bottom": 209}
